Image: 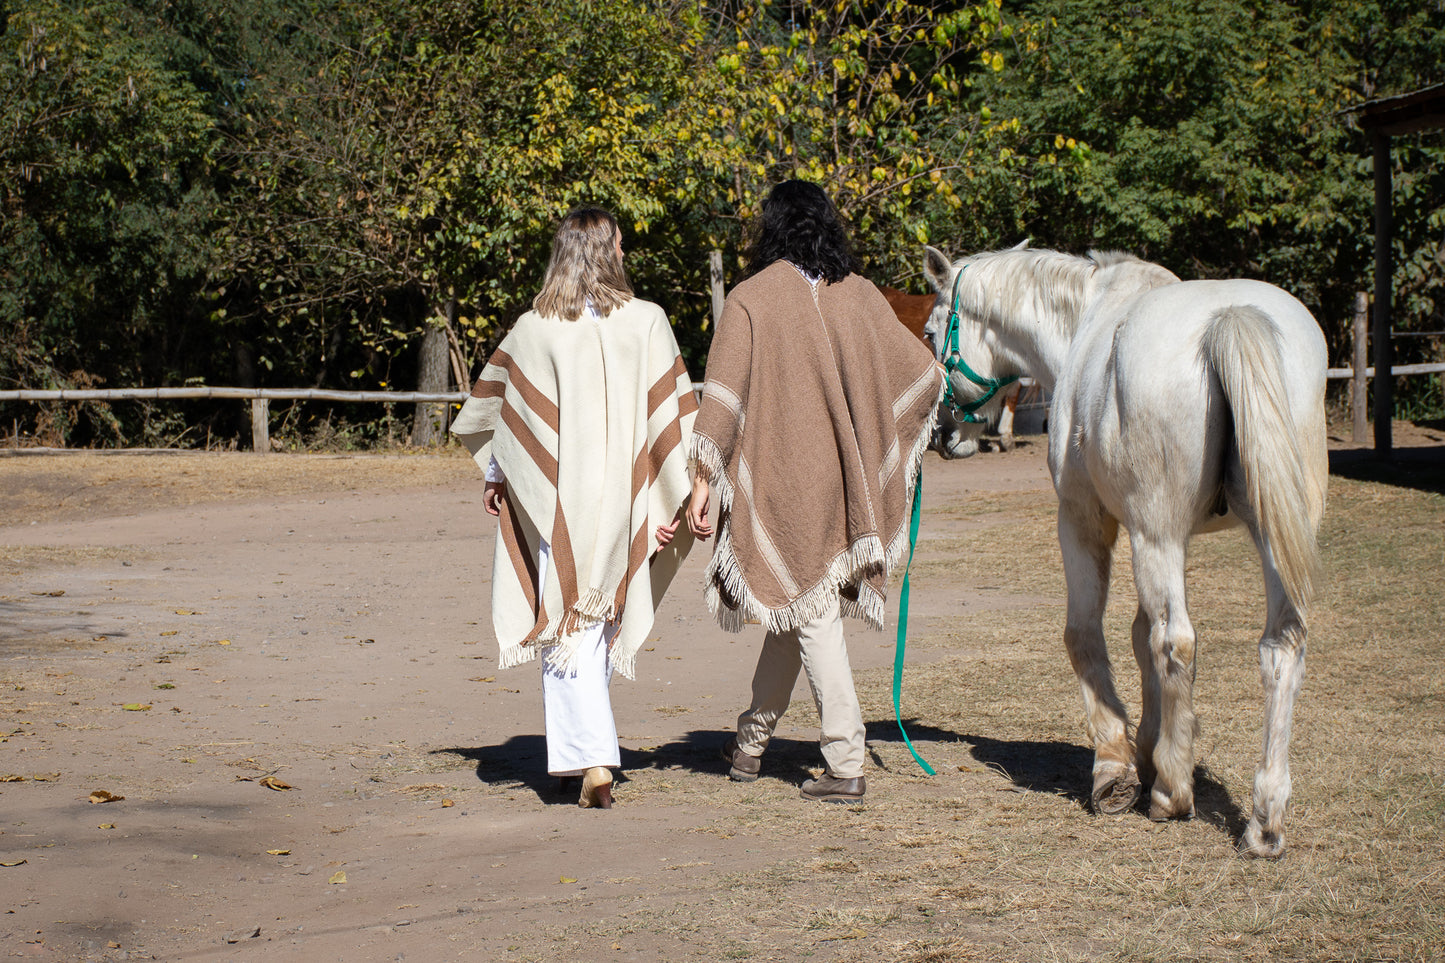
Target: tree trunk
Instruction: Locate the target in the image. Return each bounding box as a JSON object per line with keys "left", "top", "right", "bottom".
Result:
{"left": 410, "top": 301, "right": 454, "bottom": 447}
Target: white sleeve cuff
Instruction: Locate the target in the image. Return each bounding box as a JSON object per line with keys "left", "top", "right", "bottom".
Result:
{"left": 484, "top": 455, "right": 506, "bottom": 483}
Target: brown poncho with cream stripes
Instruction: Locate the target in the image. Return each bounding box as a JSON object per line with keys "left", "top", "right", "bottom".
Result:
{"left": 690, "top": 262, "right": 943, "bottom": 633}
{"left": 452, "top": 298, "right": 696, "bottom": 679}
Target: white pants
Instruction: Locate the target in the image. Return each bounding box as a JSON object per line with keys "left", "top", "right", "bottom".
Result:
{"left": 534, "top": 540, "right": 620, "bottom": 776}
{"left": 735, "top": 598, "right": 866, "bottom": 779}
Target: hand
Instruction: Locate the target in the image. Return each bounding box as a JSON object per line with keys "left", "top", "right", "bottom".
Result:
{"left": 483, "top": 480, "right": 506, "bottom": 516}
{"left": 655, "top": 514, "right": 682, "bottom": 548}
{"left": 686, "top": 474, "right": 713, "bottom": 540}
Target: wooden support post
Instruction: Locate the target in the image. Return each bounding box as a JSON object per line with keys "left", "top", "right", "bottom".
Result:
{"left": 1352, "top": 291, "right": 1368, "bottom": 444}
{"left": 1372, "top": 132, "right": 1393, "bottom": 458}
{"left": 709, "top": 249, "right": 725, "bottom": 329}
{"left": 251, "top": 398, "right": 270, "bottom": 453}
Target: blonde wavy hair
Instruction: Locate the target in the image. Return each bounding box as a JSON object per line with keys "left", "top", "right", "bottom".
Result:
{"left": 532, "top": 207, "right": 632, "bottom": 321}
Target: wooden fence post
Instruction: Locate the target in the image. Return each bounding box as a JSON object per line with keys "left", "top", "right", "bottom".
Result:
{"left": 251, "top": 398, "right": 270, "bottom": 453}
{"left": 411, "top": 308, "right": 452, "bottom": 447}
{"left": 1371, "top": 131, "right": 1393, "bottom": 457}
{"left": 709, "top": 250, "right": 725, "bottom": 329}
{"left": 1352, "top": 291, "right": 1369, "bottom": 444}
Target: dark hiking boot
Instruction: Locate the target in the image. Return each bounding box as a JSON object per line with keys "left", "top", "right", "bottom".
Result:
{"left": 800, "top": 774, "right": 866, "bottom": 803}
{"left": 721, "top": 737, "right": 761, "bottom": 782}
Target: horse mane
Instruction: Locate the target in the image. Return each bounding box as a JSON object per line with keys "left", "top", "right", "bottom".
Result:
{"left": 960, "top": 246, "right": 1098, "bottom": 341}
{"left": 961, "top": 246, "right": 1175, "bottom": 340}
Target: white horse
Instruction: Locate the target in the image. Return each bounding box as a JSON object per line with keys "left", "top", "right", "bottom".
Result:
{"left": 923, "top": 244, "right": 1327, "bottom": 858}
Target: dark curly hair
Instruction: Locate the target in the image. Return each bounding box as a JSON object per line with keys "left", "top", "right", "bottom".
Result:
{"left": 746, "top": 180, "right": 859, "bottom": 284}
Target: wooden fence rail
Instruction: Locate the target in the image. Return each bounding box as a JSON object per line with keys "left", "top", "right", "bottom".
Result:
{"left": 2, "top": 368, "right": 1439, "bottom": 452}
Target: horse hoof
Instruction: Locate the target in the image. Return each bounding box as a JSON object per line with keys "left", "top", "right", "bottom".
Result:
{"left": 1091, "top": 767, "right": 1141, "bottom": 815}
{"left": 1239, "top": 823, "right": 1286, "bottom": 859}
{"left": 997, "top": 434, "right": 1016, "bottom": 452}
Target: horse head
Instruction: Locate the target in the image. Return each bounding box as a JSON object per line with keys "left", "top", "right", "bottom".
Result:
{"left": 921, "top": 243, "right": 1027, "bottom": 416}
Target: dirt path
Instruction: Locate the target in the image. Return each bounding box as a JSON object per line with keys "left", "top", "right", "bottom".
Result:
{"left": 6, "top": 419, "right": 1443, "bottom": 962}
{"left": 1, "top": 443, "right": 1057, "bottom": 961}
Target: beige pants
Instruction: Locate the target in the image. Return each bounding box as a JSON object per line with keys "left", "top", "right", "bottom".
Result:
{"left": 735, "top": 597, "right": 866, "bottom": 779}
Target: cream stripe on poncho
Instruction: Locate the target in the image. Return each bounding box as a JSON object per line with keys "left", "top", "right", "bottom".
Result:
{"left": 452, "top": 297, "right": 697, "bottom": 679}
{"left": 690, "top": 262, "right": 943, "bottom": 634}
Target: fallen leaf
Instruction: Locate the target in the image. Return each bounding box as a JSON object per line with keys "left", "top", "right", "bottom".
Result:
{"left": 0, "top": 859, "right": 26, "bottom": 867}
{"left": 122, "top": 703, "right": 152, "bottom": 712}
{"left": 155, "top": 683, "right": 175, "bottom": 690}
{"left": 467, "top": 676, "right": 495, "bottom": 683}
{"left": 98, "top": 823, "right": 116, "bottom": 829}
{"left": 159, "top": 630, "right": 179, "bottom": 637}
{"left": 440, "top": 799, "right": 455, "bottom": 808}
{"left": 259, "top": 776, "right": 292, "bottom": 791}
{"left": 842, "top": 927, "right": 867, "bottom": 940}
{"left": 559, "top": 876, "right": 577, "bottom": 884}
{"left": 107, "top": 941, "right": 120, "bottom": 948}
{"left": 88, "top": 790, "right": 125, "bottom": 804}
{"left": 31, "top": 589, "right": 64, "bottom": 597}
{"left": 0, "top": 774, "right": 25, "bottom": 783}
{"left": 174, "top": 609, "right": 202, "bottom": 615}
{"left": 214, "top": 639, "right": 232, "bottom": 646}
{"left": 329, "top": 870, "right": 347, "bottom": 884}
{"left": 31, "top": 773, "right": 60, "bottom": 782}
{"left": 266, "top": 848, "right": 291, "bottom": 856}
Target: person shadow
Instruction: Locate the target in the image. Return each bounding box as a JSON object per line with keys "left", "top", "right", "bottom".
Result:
{"left": 435, "top": 729, "right": 821, "bottom": 805}
{"left": 438, "top": 720, "right": 1247, "bottom": 841}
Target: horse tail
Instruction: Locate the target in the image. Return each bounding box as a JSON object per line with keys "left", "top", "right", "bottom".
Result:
{"left": 1201, "top": 306, "right": 1321, "bottom": 615}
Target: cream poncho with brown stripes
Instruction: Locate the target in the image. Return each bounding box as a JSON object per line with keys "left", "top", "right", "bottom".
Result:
{"left": 451, "top": 298, "right": 697, "bottom": 679}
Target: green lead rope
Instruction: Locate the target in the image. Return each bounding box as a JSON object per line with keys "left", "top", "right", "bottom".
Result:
{"left": 892, "top": 471, "right": 936, "bottom": 776}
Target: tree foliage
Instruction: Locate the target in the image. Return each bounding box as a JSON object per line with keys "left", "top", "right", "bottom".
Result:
{"left": 2, "top": 0, "right": 1442, "bottom": 446}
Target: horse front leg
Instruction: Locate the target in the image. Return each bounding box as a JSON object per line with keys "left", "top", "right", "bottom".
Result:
{"left": 1058, "top": 505, "right": 1137, "bottom": 814}
{"left": 1240, "top": 560, "right": 1307, "bottom": 859}
{"left": 1130, "top": 534, "right": 1199, "bottom": 821}
{"left": 995, "top": 383, "right": 1019, "bottom": 451}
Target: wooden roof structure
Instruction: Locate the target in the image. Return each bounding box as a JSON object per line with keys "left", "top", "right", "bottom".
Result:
{"left": 1350, "top": 84, "right": 1445, "bottom": 456}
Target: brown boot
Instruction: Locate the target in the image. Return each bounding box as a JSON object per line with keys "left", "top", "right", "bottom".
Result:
{"left": 721, "top": 737, "right": 761, "bottom": 783}
{"left": 800, "top": 773, "right": 865, "bottom": 803}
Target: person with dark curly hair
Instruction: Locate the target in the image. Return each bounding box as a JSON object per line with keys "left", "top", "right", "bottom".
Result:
{"left": 686, "top": 180, "right": 943, "bottom": 803}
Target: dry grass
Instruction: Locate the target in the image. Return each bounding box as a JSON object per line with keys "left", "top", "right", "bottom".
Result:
{"left": 483, "top": 467, "right": 1445, "bottom": 962}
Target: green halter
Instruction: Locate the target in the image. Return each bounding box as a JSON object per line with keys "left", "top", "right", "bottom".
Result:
{"left": 941, "top": 265, "right": 1018, "bottom": 423}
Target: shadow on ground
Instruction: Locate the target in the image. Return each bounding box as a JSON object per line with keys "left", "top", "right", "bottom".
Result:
{"left": 1330, "top": 444, "right": 1445, "bottom": 495}
{"left": 440, "top": 721, "right": 1246, "bottom": 840}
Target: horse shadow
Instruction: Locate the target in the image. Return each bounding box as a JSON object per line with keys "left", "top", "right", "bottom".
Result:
{"left": 867, "top": 720, "right": 1248, "bottom": 840}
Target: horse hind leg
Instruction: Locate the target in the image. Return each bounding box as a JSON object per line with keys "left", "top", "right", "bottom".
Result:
{"left": 1240, "top": 539, "right": 1308, "bottom": 859}
{"left": 1130, "top": 534, "right": 1200, "bottom": 821}
{"left": 1058, "top": 506, "right": 1138, "bottom": 814}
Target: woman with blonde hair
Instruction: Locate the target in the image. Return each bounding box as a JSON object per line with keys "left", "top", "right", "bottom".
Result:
{"left": 452, "top": 207, "right": 698, "bottom": 808}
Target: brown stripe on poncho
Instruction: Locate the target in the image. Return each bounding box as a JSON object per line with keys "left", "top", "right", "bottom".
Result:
{"left": 690, "top": 262, "right": 944, "bottom": 633}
